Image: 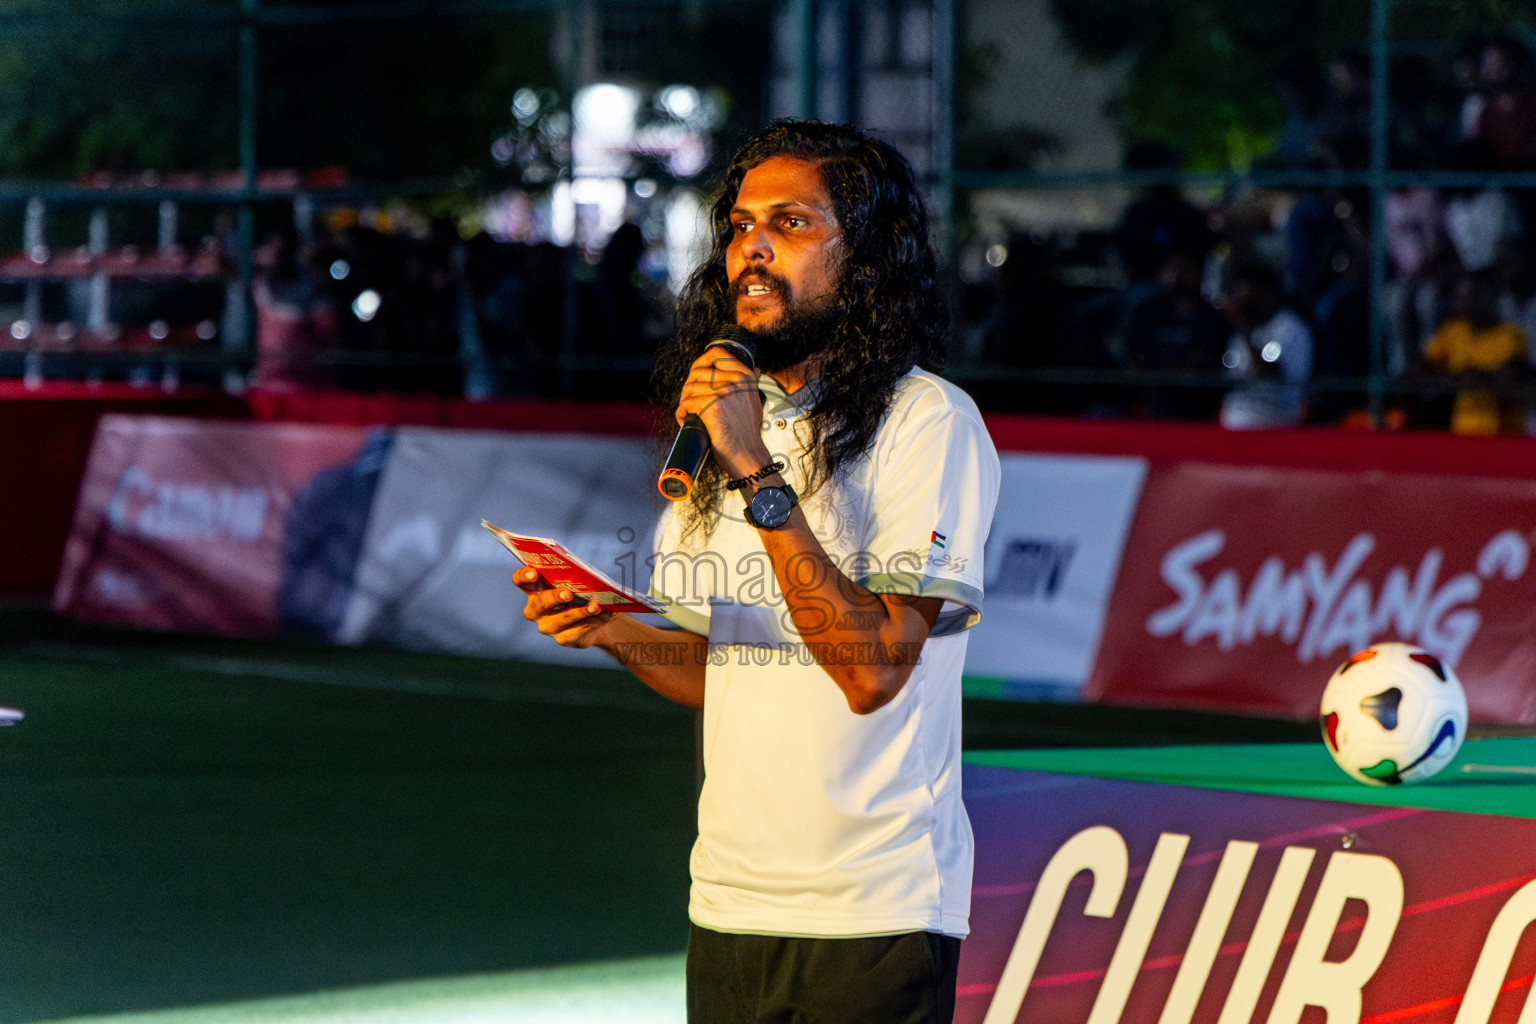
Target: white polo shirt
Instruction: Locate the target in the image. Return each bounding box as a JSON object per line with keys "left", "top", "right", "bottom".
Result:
{"left": 650, "top": 367, "right": 1000, "bottom": 939}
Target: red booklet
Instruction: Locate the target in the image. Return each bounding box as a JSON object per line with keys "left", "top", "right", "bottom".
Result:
{"left": 481, "top": 519, "right": 664, "bottom": 614}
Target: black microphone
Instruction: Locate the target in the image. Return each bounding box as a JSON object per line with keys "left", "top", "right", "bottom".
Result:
{"left": 658, "top": 326, "right": 756, "bottom": 501}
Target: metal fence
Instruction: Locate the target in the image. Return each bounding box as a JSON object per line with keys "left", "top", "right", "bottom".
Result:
{"left": 1, "top": 0, "right": 1531, "bottom": 428}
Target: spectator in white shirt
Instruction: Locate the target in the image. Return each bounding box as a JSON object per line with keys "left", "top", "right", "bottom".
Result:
{"left": 1221, "top": 263, "right": 1315, "bottom": 429}
{"left": 1444, "top": 140, "right": 1522, "bottom": 274}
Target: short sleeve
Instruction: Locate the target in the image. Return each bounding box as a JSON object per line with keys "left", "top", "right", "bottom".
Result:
{"left": 855, "top": 387, "right": 1000, "bottom": 637}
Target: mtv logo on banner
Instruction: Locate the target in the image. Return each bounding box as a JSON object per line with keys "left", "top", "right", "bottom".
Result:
{"left": 990, "top": 538, "right": 1077, "bottom": 600}
{"left": 964, "top": 454, "right": 1146, "bottom": 702}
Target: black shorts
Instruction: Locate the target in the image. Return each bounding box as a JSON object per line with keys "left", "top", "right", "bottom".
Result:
{"left": 686, "top": 923, "right": 961, "bottom": 1024}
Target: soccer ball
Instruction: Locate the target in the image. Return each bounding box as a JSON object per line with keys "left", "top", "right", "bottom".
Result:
{"left": 1319, "top": 642, "right": 1468, "bottom": 786}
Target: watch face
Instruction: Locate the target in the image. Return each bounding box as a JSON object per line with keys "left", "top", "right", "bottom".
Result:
{"left": 750, "top": 486, "right": 794, "bottom": 529}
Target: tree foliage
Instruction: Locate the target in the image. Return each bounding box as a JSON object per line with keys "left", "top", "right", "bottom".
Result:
{"left": 0, "top": 2, "right": 770, "bottom": 184}
{"left": 1047, "top": 0, "right": 1536, "bottom": 170}
{"left": 0, "top": 3, "right": 238, "bottom": 176}
{"left": 1046, "top": 0, "right": 1369, "bottom": 169}
{"left": 258, "top": 13, "right": 555, "bottom": 180}
{"left": 0, "top": 1, "right": 557, "bottom": 180}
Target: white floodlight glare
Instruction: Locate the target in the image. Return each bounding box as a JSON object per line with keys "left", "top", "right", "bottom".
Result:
{"left": 549, "top": 181, "right": 576, "bottom": 247}
{"left": 512, "top": 87, "right": 541, "bottom": 124}
{"left": 572, "top": 177, "right": 629, "bottom": 239}
{"left": 659, "top": 84, "right": 700, "bottom": 120}
{"left": 665, "top": 188, "right": 708, "bottom": 295}
{"left": 573, "top": 83, "right": 639, "bottom": 177}
{"left": 352, "top": 289, "right": 381, "bottom": 323}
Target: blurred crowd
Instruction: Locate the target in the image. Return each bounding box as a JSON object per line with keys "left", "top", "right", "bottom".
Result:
{"left": 971, "top": 35, "right": 1536, "bottom": 435}
{"left": 240, "top": 36, "right": 1536, "bottom": 434}
{"left": 249, "top": 218, "right": 672, "bottom": 401}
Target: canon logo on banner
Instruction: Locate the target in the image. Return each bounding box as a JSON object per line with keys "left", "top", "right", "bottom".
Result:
{"left": 1144, "top": 528, "right": 1531, "bottom": 668}
{"left": 106, "top": 467, "right": 270, "bottom": 545}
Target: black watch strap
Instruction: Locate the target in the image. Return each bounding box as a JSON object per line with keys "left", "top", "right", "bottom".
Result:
{"left": 743, "top": 483, "right": 798, "bottom": 530}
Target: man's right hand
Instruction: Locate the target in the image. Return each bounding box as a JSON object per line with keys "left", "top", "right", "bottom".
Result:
{"left": 515, "top": 567, "right": 615, "bottom": 648}
{"left": 514, "top": 567, "right": 708, "bottom": 709}
{"left": 675, "top": 347, "right": 772, "bottom": 481}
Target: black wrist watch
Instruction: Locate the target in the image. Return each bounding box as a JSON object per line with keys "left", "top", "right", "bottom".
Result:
{"left": 743, "top": 483, "right": 799, "bottom": 530}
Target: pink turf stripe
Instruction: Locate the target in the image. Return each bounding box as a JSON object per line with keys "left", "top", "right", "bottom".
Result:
{"left": 959, "top": 969, "right": 1536, "bottom": 1008}
{"left": 1179, "top": 806, "right": 1426, "bottom": 869}
{"left": 1360, "top": 993, "right": 1465, "bottom": 1024}
{"left": 1401, "top": 870, "right": 1536, "bottom": 918}
{"left": 1359, "top": 974, "right": 1533, "bottom": 1024}
{"left": 1317, "top": 869, "right": 1536, "bottom": 939}
{"left": 974, "top": 806, "right": 1425, "bottom": 898}
{"left": 958, "top": 867, "right": 1536, "bottom": 999}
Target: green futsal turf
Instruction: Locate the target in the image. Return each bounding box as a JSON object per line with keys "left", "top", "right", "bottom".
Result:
{"left": 0, "top": 606, "right": 1322, "bottom": 1024}
{"left": 967, "top": 736, "right": 1536, "bottom": 818}
{"left": 0, "top": 607, "right": 699, "bottom": 1023}
{"left": 44, "top": 956, "right": 689, "bottom": 1024}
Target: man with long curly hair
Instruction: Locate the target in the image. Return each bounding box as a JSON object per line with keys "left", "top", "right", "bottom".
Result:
{"left": 517, "top": 120, "right": 998, "bottom": 1023}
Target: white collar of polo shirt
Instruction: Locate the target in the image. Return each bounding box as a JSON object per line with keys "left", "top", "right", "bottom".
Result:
{"left": 757, "top": 374, "right": 819, "bottom": 419}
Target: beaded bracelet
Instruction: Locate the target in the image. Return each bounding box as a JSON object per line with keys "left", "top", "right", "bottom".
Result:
{"left": 725, "top": 459, "right": 785, "bottom": 491}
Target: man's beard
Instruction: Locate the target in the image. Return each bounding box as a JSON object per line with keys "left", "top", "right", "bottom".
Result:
{"left": 729, "top": 270, "right": 840, "bottom": 374}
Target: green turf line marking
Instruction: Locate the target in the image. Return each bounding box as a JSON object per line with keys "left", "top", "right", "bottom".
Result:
{"left": 34, "top": 954, "right": 687, "bottom": 1024}
{"left": 27, "top": 641, "right": 676, "bottom": 713}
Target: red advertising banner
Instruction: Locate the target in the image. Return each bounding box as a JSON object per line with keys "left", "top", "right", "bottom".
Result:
{"left": 961, "top": 761, "right": 1536, "bottom": 1024}
{"left": 54, "top": 415, "right": 371, "bottom": 635}
{"left": 1086, "top": 463, "right": 1536, "bottom": 724}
